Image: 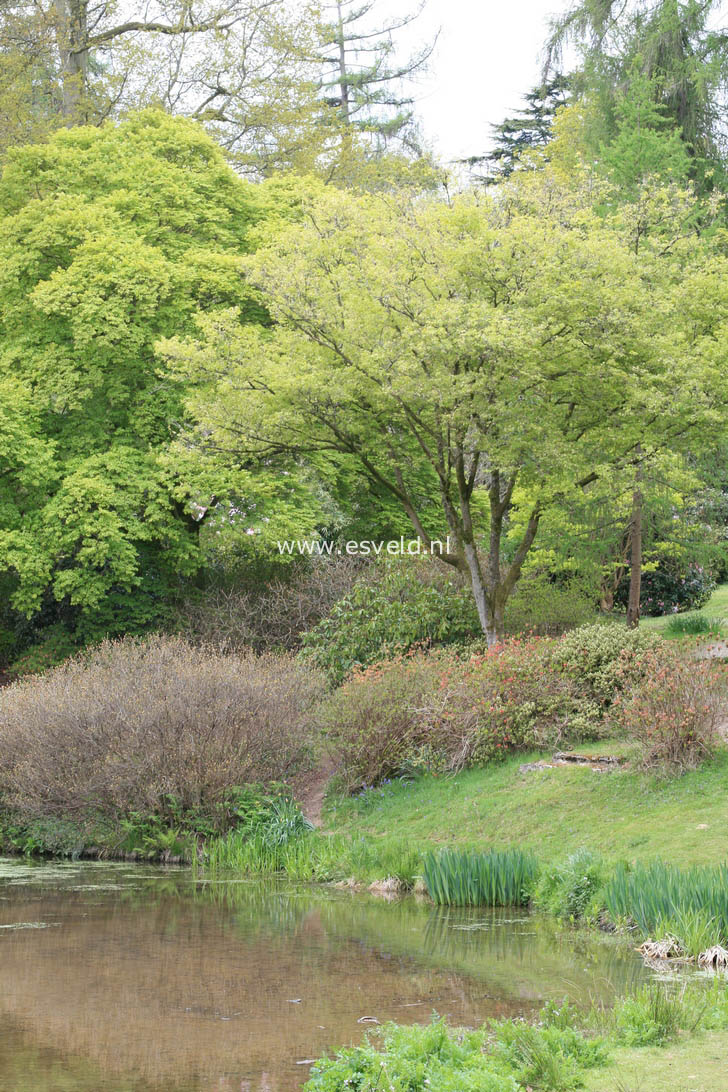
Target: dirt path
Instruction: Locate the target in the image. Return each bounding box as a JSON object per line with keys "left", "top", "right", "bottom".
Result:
{"left": 294, "top": 757, "right": 339, "bottom": 828}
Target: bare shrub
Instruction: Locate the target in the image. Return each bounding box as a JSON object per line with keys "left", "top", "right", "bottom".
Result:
{"left": 610, "top": 647, "right": 728, "bottom": 770}
{"left": 0, "top": 636, "right": 324, "bottom": 820}
{"left": 181, "top": 555, "right": 366, "bottom": 652}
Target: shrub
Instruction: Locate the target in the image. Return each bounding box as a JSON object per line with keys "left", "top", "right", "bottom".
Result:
{"left": 180, "top": 555, "right": 363, "bottom": 653}
{"left": 437, "top": 637, "right": 583, "bottom": 762}
{"left": 0, "top": 636, "right": 324, "bottom": 824}
{"left": 504, "top": 572, "right": 596, "bottom": 636}
{"left": 615, "top": 561, "right": 716, "bottom": 616}
{"left": 610, "top": 647, "right": 727, "bottom": 769}
{"left": 316, "top": 651, "right": 446, "bottom": 793}
{"left": 6, "top": 625, "right": 79, "bottom": 679}
{"left": 553, "top": 622, "right": 661, "bottom": 709}
{"left": 532, "top": 849, "right": 607, "bottom": 921}
{"left": 323, "top": 626, "right": 667, "bottom": 792}
{"left": 301, "top": 558, "right": 479, "bottom": 684}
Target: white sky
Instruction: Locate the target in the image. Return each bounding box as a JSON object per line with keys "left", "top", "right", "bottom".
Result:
{"left": 398, "top": 0, "right": 572, "bottom": 163}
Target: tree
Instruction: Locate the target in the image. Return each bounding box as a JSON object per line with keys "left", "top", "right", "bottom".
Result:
{"left": 318, "top": 0, "right": 436, "bottom": 154}
{"left": 466, "top": 75, "right": 571, "bottom": 184}
{"left": 545, "top": 0, "right": 728, "bottom": 184}
{"left": 0, "top": 110, "right": 282, "bottom": 648}
{"left": 0, "top": 0, "right": 327, "bottom": 174}
{"left": 159, "top": 175, "right": 728, "bottom": 643}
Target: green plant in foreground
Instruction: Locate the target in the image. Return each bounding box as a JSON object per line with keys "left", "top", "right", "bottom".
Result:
{"left": 304, "top": 1007, "right": 608, "bottom": 1092}
{"left": 422, "top": 847, "right": 538, "bottom": 906}
{"left": 305, "top": 983, "right": 728, "bottom": 1092}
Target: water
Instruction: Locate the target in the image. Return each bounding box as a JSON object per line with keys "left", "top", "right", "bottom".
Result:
{"left": 0, "top": 857, "right": 648, "bottom": 1091}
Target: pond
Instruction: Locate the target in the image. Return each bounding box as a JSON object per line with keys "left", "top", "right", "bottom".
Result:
{"left": 0, "top": 857, "right": 649, "bottom": 1091}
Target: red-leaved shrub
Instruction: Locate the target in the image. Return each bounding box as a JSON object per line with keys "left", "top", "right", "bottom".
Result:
{"left": 436, "top": 636, "right": 581, "bottom": 766}
{"left": 610, "top": 647, "right": 728, "bottom": 769}
{"left": 317, "top": 651, "right": 447, "bottom": 793}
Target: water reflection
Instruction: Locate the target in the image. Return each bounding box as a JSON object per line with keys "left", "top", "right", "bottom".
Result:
{"left": 0, "top": 859, "right": 648, "bottom": 1091}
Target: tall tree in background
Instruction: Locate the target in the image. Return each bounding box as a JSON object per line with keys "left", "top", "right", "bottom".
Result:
{"left": 0, "top": 0, "right": 325, "bottom": 173}
{"left": 319, "top": 0, "right": 436, "bottom": 154}
{"left": 545, "top": 0, "right": 728, "bottom": 183}
{"left": 466, "top": 75, "right": 570, "bottom": 184}
{"left": 159, "top": 175, "right": 728, "bottom": 643}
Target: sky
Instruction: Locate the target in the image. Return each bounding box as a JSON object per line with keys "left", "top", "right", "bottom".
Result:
{"left": 397, "top": 0, "right": 571, "bottom": 163}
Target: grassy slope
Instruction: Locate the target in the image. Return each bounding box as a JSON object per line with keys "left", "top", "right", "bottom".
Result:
{"left": 326, "top": 745, "right": 728, "bottom": 866}
{"left": 584, "top": 1030, "right": 728, "bottom": 1091}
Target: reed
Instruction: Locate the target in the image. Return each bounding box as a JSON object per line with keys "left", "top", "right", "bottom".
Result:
{"left": 604, "top": 860, "right": 728, "bottom": 949}
{"left": 205, "top": 828, "right": 423, "bottom": 887}
{"left": 422, "top": 847, "right": 539, "bottom": 907}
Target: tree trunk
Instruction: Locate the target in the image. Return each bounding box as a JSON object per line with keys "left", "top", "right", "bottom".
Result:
{"left": 335, "top": 1, "right": 350, "bottom": 123}
{"left": 54, "top": 0, "right": 89, "bottom": 121}
{"left": 626, "top": 476, "right": 643, "bottom": 629}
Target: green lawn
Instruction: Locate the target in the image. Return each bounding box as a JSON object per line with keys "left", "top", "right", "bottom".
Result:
{"left": 326, "top": 745, "right": 728, "bottom": 866}
{"left": 584, "top": 1030, "right": 728, "bottom": 1092}
{"left": 638, "top": 582, "right": 728, "bottom": 638}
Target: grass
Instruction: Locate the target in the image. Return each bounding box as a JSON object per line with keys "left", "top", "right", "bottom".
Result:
{"left": 325, "top": 745, "right": 728, "bottom": 867}
{"left": 582, "top": 1030, "right": 728, "bottom": 1092}
{"left": 205, "top": 826, "right": 423, "bottom": 887}
{"left": 639, "top": 583, "right": 728, "bottom": 640}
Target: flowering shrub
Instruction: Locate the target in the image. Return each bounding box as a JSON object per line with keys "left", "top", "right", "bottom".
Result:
{"left": 610, "top": 647, "right": 727, "bottom": 769}
{"left": 322, "top": 625, "right": 677, "bottom": 791}
{"left": 435, "top": 637, "right": 581, "bottom": 765}
{"left": 614, "top": 562, "right": 716, "bottom": 615}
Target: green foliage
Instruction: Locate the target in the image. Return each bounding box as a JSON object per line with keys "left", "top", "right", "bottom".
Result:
{"left": 492, "top": 1019, "right": 608, "bottom": 1090}
{"left": 504, "top": 573, "right": 596, "bottom": 636}
{"left": 422, "top": 847, "right": 538, "bottom": 907}
{"left": 0, "top": 110, "right": 281, "bottom": 646}
{"left": 532, "top": 850, "right": 607, "bottom": 921}
{"left": 304, "top": 1013, "right": 608, "bottom": 1092}
{"left": 616, "top": 561, "right": 716, "bottom": 616}
{"left": 6, "top": 626, "right": 77, "bottom": 679}
{"left": 473, "top": 76, "right": 571, "bottom": 184}
{"left": 604, "top": 859, "right": 728, "bottom": 946}
{"left": 206, "top": 827, "right": 422, "bottom": 888}
{"left": 601, "top": 70, "right": 691, "bottom": 191}
{"left": 554, "top": 623, "right": 662, "bottom": 708}
{"left": 665, "top": 612, "right": 722, "bottom": 636}
{"left": 613, "top": 985, "right": 684, "bottom": 1046}
{"left": 163, "top": 174, "right": 728, "bottom": 642}
{"left": 301, "top": 560, "right": 479, "bottom": 683}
